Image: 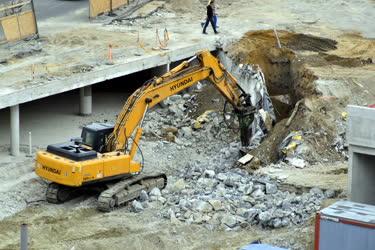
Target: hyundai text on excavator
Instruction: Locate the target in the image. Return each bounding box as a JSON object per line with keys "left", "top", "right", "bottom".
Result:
{"left": 35, "top": 50, "right": 255, "bottom": 212}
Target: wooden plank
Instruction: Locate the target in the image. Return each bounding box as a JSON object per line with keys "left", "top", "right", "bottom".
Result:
{"left": 18, "top": 11, "right": 36, "bottom": 37}
{"left": 90, "top": 0, "right": 111, "bottom": 18}
{"left": 1, "top": 15, "right": 21, "bottom": 41}
{"left": 112, "top": 0, "right": 127, "bottom": 10}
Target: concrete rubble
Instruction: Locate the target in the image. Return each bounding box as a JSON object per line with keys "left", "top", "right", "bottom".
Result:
{"left": 131, "top": 93, "right": 328, "bottom": 229}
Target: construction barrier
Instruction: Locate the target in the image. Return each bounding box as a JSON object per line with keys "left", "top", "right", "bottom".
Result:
{"left": 90, "top": 0, "right": 131, "bottom": 18}
{"left": 0, "top": 0, "right": 38, "bottom": 42}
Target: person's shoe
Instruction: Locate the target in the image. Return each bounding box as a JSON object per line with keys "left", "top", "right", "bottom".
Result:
{"left": 203, "top": 31, "right": 208, "bottom": 34}
{"left": 215, "top": 31, "right": 219, "bottom": 34}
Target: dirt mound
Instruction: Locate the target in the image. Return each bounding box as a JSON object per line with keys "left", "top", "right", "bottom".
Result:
{"left": 50, "top": 32, "right": 99, "bottom": 47}
{"left": 286, "top": 33, "right": 337, "bottom": 52}
{"left": 228, "top": 30, "right": 337, "bottom": 57}
{"left": 247, "top": 98, "right": 345, "bottom": 166}
{"left": 334, "top": 33, "right": 375, "bottom": 58}
{"left": 319, "top": 53, "right": 372, "bottom": 67}
{"left": 302, "top": 53, "right": 373, "bottom": 68}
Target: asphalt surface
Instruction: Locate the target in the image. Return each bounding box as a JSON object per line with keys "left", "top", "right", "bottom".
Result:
{"left": 33, "top": 0, "right": 88, "bottom": 20}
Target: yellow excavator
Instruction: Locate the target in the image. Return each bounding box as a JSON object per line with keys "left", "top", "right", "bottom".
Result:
{"left": 35, "top": 50, "right": 255, "bottom": 211}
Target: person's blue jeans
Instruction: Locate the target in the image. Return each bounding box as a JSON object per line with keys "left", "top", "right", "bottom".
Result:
{"left": 203, "top": 16, "right": 217, "bottom": 33}
{"left": 213, "top": 15, "right": 218, "bottom": 28}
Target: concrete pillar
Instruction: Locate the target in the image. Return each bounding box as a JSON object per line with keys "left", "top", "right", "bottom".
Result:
{"left": 155, "top": 64, "right": 170, "bottom": 108}
{"left": 80, "top": 86, "right": 92, "bottom": 116}
{"left": 10, "top": 105, "right": 20, "bottom": 156}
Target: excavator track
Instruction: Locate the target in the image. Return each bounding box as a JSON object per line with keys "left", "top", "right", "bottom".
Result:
{"left": 97, "top": 173, "right": 167, "bottom": 212}
{"left": 46, "top": 183, "right": 75, "bottom": 204}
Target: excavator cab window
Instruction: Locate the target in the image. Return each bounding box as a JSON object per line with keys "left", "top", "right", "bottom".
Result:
{"left": 82, "top": 130, "right": 96, "bottom": 148}
{"left": 81, "top": 123, "right": 114, "bottom": 153}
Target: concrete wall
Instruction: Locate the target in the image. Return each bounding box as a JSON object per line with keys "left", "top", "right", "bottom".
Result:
{"left": 348, "top": 105, "right": 375, "bottom": 205}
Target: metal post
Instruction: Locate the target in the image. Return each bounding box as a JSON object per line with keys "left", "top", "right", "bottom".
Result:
{"left": 20, "top": 223, "right": 28, "bottom": 250}
{"left": 10, "top": 105, "right": 20, "bottom": 156}
{"left": 27, "top": 132, "right": 32, "bottom": 157}
{"left": 79, "top": 86, "right": 92, "bottom": 116}
{"left": 30, "top": 0, "right": 39, "bottom": 39}
{"left": 109, "top": 0, "right": 114, "bottom": 16}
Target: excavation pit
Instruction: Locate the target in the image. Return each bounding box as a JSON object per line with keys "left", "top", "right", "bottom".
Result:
{"left": 222, "top": 30, "right": 348, "bottom": 166}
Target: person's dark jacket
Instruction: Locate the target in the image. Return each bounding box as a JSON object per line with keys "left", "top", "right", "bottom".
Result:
{"left": 206, "top": 4, "right": 214, "bottom": 18}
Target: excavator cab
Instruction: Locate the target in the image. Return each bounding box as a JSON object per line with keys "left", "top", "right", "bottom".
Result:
{"left": 81, "top": 123, "right": 114, "bottom": 153}
{"left": 44, "top": 122, "right": 113, "bottom": 163}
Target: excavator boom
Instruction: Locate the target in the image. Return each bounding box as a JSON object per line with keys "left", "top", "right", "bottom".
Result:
{"left": 107, "top": 50, "right": 254, "bottom": 153}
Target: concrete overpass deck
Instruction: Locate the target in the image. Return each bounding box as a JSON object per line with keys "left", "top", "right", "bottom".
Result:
{"left": 0, "top": 42, "right": 216, "bottom": 110}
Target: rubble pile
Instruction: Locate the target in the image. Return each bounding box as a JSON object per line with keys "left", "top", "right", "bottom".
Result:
{"left": 130, "top": 92, "right": 328, "bottom": 230}
{"left": 142, "top": 88, "right": 236, "bottom": 146}
{"left": 160, "top": 167, "right": 328, "bottom": 230}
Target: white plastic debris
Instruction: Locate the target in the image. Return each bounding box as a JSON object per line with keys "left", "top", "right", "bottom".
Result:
{"left": 287, "top": 157, "right": 306, "bottom": 168}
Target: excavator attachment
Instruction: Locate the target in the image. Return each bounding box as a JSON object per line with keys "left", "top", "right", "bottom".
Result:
{"left": 236, "top": 108, "right": 255, "bottom": 147}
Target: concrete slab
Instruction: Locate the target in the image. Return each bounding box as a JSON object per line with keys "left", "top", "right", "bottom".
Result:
{"left": 0, "top": 42, "right": 216, "bottom": 110}
{"left": 256, "top": 162, "right": 348, "bottom": 194}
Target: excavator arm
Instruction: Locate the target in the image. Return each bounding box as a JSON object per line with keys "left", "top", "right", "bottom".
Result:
{"left": 107, "top": 50, "right": 255, "bottom": 157}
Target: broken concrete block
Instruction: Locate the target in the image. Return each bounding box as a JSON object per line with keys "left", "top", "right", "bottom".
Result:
{"left": 204, "top": 169, "right": 216, "bottom": 178}
{"left": 193, "top": 200, "right": 213, "bottom": 213}
{"left": 238, "top": 154, "right": 254, "bottom": 165}
{"left": 265, "top": 183, "right": 278, "bottom": 194}
{"left": 208, "top": 199, "right": 223, "bottom": 211}
{"left": 171, "top": 178, "right": 186, "bottom": 193}
{"left": 221, "top": 214, "right": 238, "bottom": 228}
{"left": 131, "top": 200, "right": 144, "bottom": 213}
{"left": 166, "top": 132, "right": 176, "bottom": 142}
{"left": 162, "top": 126, "right": 178, "bottom": 135}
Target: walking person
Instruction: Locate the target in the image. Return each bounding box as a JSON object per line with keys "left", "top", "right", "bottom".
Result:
{"left": 202, "top": 0, "right": 218, "bottom": 34}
